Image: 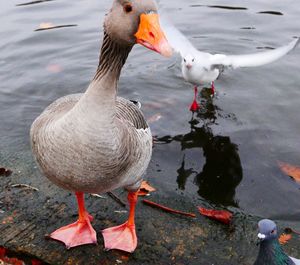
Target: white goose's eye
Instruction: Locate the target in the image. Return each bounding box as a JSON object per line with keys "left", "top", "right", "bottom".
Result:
{"left": 192, "top": 58, "right": 195, "bottom": 62}
{"left": 184, "top": 58, "right": 186, "bottom": 62}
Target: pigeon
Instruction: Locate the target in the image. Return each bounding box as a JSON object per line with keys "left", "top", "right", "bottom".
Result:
{"left": 161, "top": 16, "right": 300, "bottom": 111}
{"left": 254, "top": 219, "right": 300, "bottom": 265}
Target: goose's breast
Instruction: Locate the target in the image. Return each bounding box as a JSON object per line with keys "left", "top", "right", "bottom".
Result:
{"left": 31, "top": 94, "right": 152, "bottom": 193}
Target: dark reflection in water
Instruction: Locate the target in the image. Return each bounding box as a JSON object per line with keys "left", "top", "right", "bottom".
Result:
{"left": 156, "top": 90, "right": 243, "bottom": 206}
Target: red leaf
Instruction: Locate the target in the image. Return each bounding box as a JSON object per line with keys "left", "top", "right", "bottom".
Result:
{"left": 279, "top": 233, "right": 292, "bottom": 245}
{"left": 278, "top": 161, "right": 300, "bottom": 183}
{"left": 198, "top": 207, "right": 233, "bottom": 225}
{"left": 143, "top": 199, "right": 196, "bottom": 218}
{"left": 0, "top": 246, "right": 6, "bottom": 258}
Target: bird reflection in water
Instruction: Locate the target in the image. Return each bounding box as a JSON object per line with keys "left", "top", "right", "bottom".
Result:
{"left": 156, "top": 90, "right": 243, "bottom": 206}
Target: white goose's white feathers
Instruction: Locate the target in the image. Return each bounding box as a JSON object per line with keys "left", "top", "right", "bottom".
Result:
{"left": 160, "top": 16, "right": 300, "bottom": 86}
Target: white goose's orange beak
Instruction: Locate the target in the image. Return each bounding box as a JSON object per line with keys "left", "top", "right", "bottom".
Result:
{"left": 135, "top": 13, "right": 173, "bottom": 57}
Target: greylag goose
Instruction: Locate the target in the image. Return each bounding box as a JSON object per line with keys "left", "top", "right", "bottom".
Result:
{"left": 254, "top": 219, "right": 300, "bottom": 265}
{"left": 30, "top": 0, "right": 172, "bottom": 252}
{"left": 161, "top": 17, "right": 299, "bottom": 111}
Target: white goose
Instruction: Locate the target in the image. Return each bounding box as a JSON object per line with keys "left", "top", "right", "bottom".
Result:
{"left": 161, "top": 17, "right": 299, "bottom": 111}
{"left": 30, "top": 0, "right": 172, "bottom": 252}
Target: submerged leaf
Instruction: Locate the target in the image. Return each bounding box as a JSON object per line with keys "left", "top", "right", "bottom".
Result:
{"left": 278, "top": 161, "right": 300, "bottom": 183}
{"left": 279, "top": 233, "right": 292, "bottom": 245}
{"left": 198, "top": 207, "right": 232, "bottom": 225}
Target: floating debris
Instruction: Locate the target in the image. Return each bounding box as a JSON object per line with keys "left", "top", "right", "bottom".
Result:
{"left": 198, "top": 207, "right": 233, "bottom": 225}
{"left": 35, "top": 24, "right": 77, "bottom": 31}
{"left": 278, "top": 161, "right": 300, "bottom": 184}
{"left": 11, "top": 184, "right": 39, "bottom": 191}
{"left": 114, "top": 210, "right": 127, "bottom": 214}
{"left": 190, "top": 4, "right": 248, "bottom": 10}
{"left": 279, "top": 233, "right": 292, "bottom": 245}
{"left": 16, "top": 0, "right": 53, "bottom": 6}
{"left": 138, "top": 181, "right": 156, "bottom": 196}
{"left": 258, "top": 11, "right": 283, "bottom": 16}
{"left": 107, "top": 192, "right": 126, "bottom": 207}
{"left": 90, "top": 193, "right": 106, "bottom": 199}
{"left": 143, "top": 199, "right": 196, "bottom": 218}
{"left": 0, "top": 167, "right": 12, "bottom": 177}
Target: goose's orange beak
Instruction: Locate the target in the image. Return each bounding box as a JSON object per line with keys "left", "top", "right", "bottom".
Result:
{"left": 135, "top": 13, "right": 172, "bottom": 57}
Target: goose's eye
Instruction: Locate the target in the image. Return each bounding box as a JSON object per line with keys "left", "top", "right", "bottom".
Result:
{"left": 124, "top": 4, "right": 133, "bottom": 13}
{"left": 271, "top": 230, "right": 275, "bottom": 234}
{"left": 192, "top": 58, "right": 195, "bottom": 62}
{"left": 184, "top": 59, "right": 186, "bottom": 62}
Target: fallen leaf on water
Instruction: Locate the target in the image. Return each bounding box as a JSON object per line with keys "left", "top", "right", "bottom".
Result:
{"left": 138, "top": 181, "right": 156, "bottom": 196}
{"left": 38, "top": 22, "right": 54, "bottom": 29}
{"left": 198, "top": 207, "right": 233, "bottom": 225}
{"left": 46, "top": 64, "right": 63, "bottom": 73}
{"left": 147, "top": 113, "right": 162, "bottom": 124}
{"left": 278, "top": 161, "right": 300, "bottom": 183}
{"left": 0, "top": 167, "right": 12, "bottom": 176}
{"left": 279, "top": 233, "right": 292, "bottom": 245}
{"left": 143, "top": 199, "right": 196, "bottom": 218}
{"left": 35, "top": 24, "right": 77, "bottom": 31}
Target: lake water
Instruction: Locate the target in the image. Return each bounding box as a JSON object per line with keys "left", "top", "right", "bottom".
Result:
{"left": 1, "top": 0, "right": 300, "bottom": 229}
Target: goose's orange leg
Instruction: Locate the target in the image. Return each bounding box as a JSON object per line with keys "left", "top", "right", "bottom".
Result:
{"left": 49, "top": 192, "right": 97, "bottom": 249}
{"left": 102, "top": 191, "right": 138, "bottom": 253}
{"left": 189, "top": 86, "right": 200, "bottom": 112}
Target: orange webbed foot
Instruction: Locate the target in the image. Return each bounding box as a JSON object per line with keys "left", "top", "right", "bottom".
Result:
{"left": 102, "top": 222, "right": 137, "bottom": 253}
{"left": 50, "top": 213, "right": 97, "bottom": 249}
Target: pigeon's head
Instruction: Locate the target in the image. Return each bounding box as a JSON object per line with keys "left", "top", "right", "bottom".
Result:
{"left": 257, "top": 219, "right": 278, "bottom": 242}
{"left": 182, "top": 54, "right": 196, "bottom": 70}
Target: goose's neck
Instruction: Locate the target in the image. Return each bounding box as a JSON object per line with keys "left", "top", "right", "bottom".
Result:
{"left": 87, "top": 31, "right": 132, "bottom": 99}
{"left": 94, "top": 31, "right": 132, "bottom": 83}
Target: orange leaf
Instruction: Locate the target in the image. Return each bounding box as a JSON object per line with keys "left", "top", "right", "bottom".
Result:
{"left": 138, "top": 181, "right": 156, "bottom": 196}
{"left": 279, "top": 233, "right": 292, "bottom": 245}
{"left": 39, "top": 22, "right": 54, "bottom": 29}
{"left": 198, "top": 207, "right": 233, "bottom": 225}
{"left": 278, "top": 161, "right": 300, "bottom": 183}
{"left": 143, "top": 199, "right": 196, "bottom": 218}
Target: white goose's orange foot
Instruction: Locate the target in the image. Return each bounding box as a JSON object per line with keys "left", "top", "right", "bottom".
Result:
{"left": 102, "top": 222, "right": 137, "bottom": 252}
{"left": 102, "top": 191, "right": 138, "bottom": 253}
{"left": 49, "top": 192, "right": 97, "bottom": 249}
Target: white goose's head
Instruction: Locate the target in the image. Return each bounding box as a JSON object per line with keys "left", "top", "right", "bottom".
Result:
{"left": 182, "top": 54, "right": 196, "bottom": 70}
{"left": 104, "top": 0, "right": 172, "bottom": 57}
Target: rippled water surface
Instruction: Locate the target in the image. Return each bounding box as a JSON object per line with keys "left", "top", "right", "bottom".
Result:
{"left": 1, "top": 0, "right": 300, "bottom": 226}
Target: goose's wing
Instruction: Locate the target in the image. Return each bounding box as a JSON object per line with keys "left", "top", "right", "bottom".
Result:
{"left": 210, "top": 38, "right": 299, "bottom": 69}
{"left": 116, "top": 97, "right": 148, "bottom": 130}
{"left": 290, "top": 256, "right": 300, "bottom": 265}
{"left": 160, "top": 15, "right": 205, "bottom": 58}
